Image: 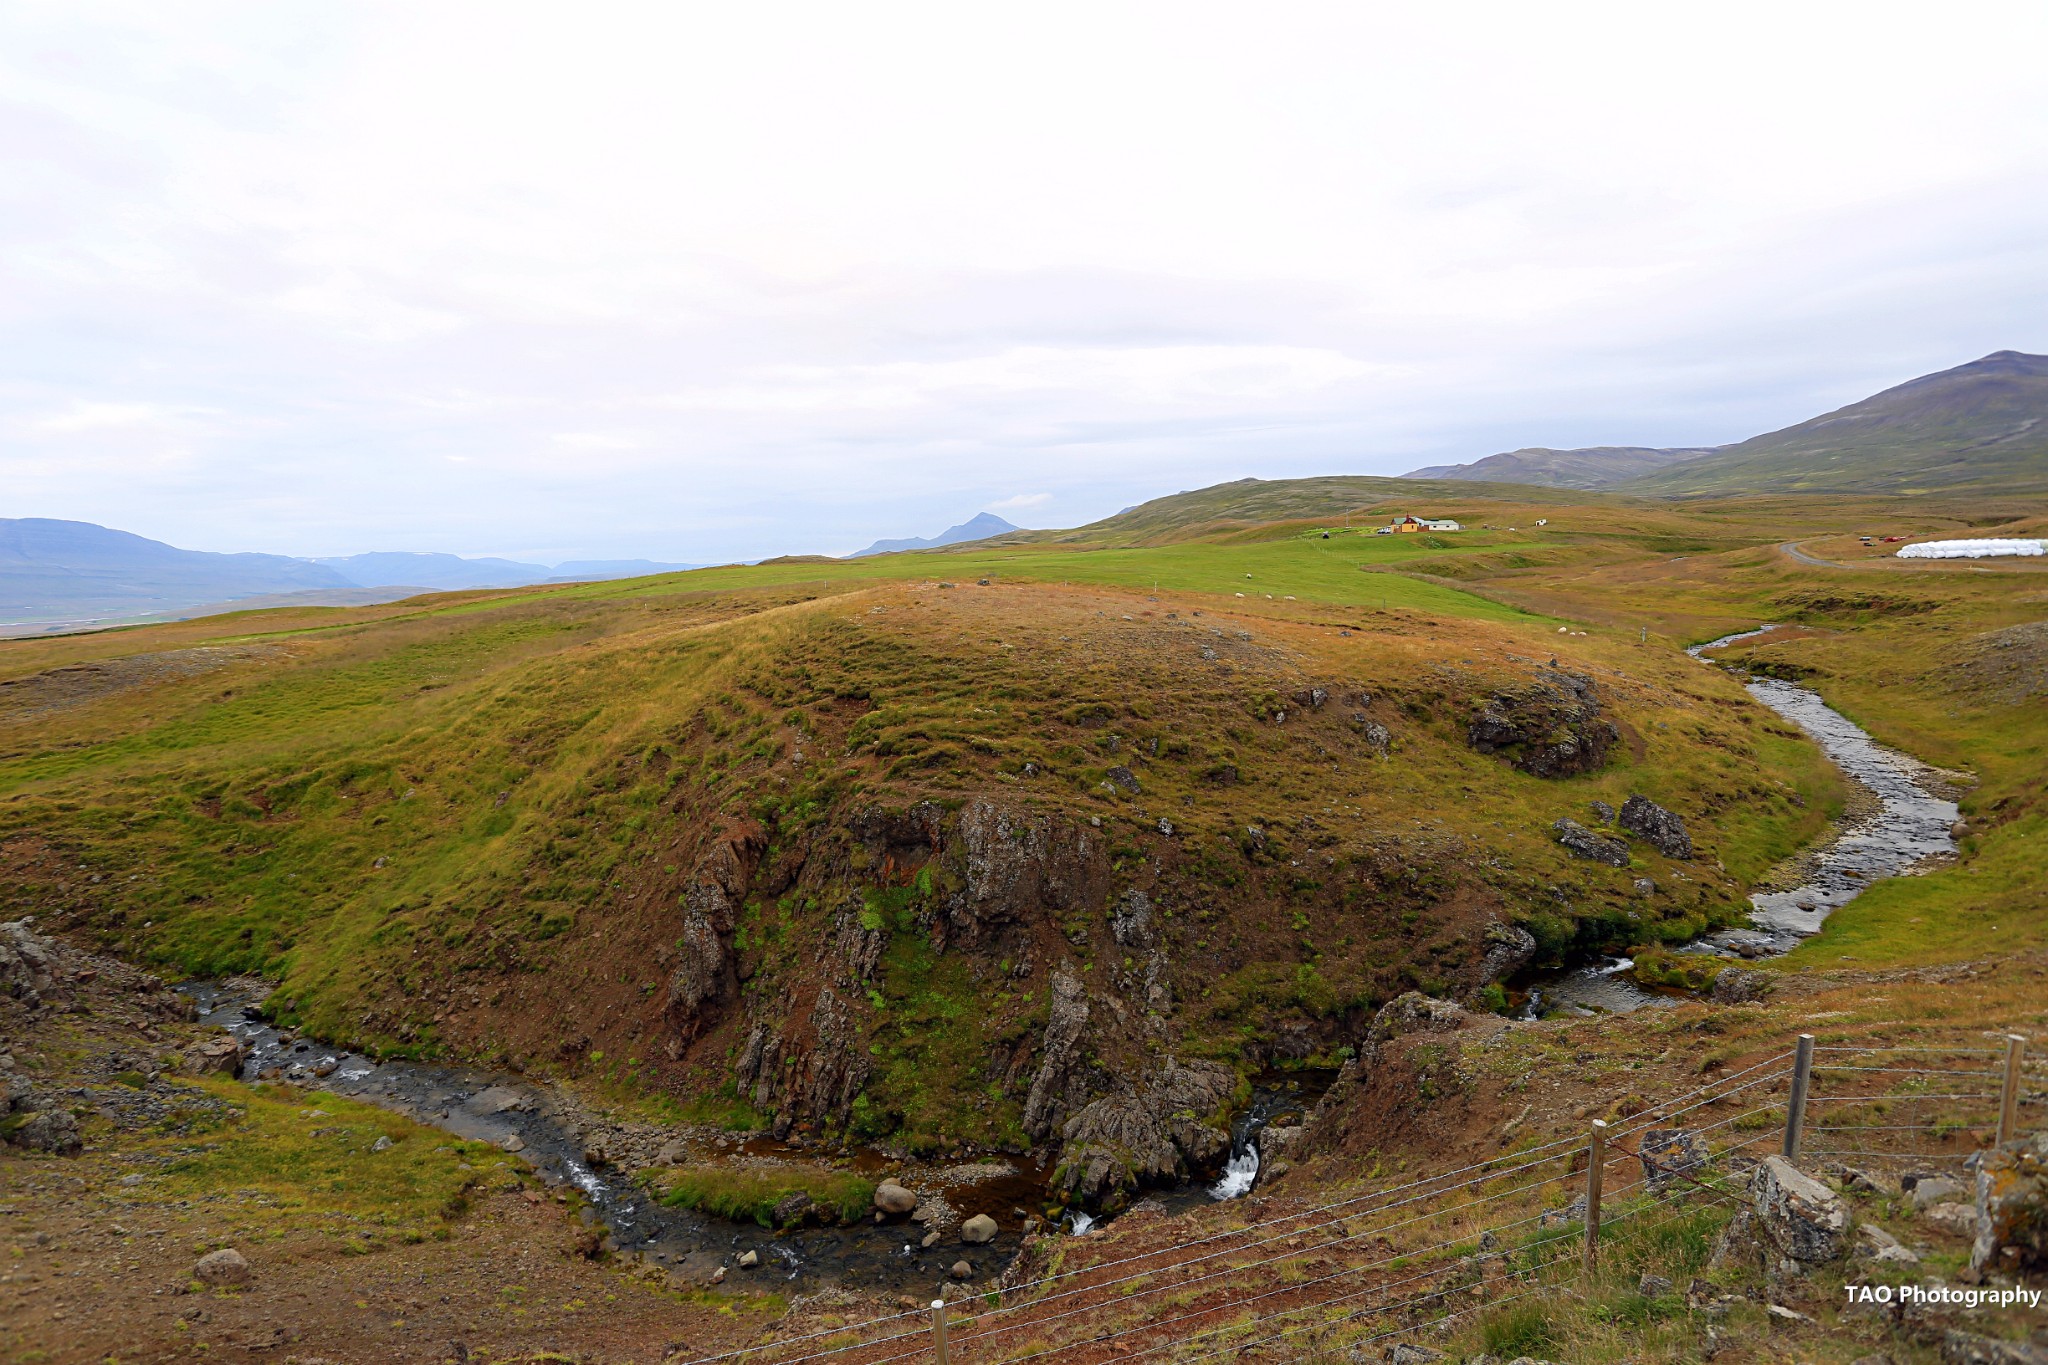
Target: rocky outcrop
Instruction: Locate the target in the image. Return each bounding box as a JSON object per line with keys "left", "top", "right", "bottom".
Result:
{"left": 665, "top": 823, "right": 766, "bottom": 1035}
{"left": 944, "top": 800, "right": 1108, "bottom": 950}
{"left": 0, "top": 919, "right": 63, "bottom": 1008}
{"left": 1553, "top": 818, "right": 1631, "bottom": 867}
{"left": 184, "top": 1035, "right": 246, "bottom": 1076}
{"left": 1972, "top": 1129, "right": 2047, "bottom": 1273}
{"left": 1109, "top": 889, "right": 1156, "bottom": 950}
{"left": 1619, "top": 795, "right": 1693, "bottom": 859}
{"left": 1, "top": 1073, "right": 81, "bottom": 1155}
{"left": 1022, "top": 966, "right": 1095, "bottom": 1140}
{"left": 1477, "top": 923, "right": 1537, "bottom": 982}
{"left": 732, "top": 986, "right": 871, "bottom": 1138}
{"left": 1467, "top": 671, "right": 1619, "bottom": 778}
{"left": 1751, "top": 1155, "right": 1851, "bottom": 1268}
{"left": 1053, "top": 1058, "right": 1236, "bottom": 1207}
{"left": 1370, "top": 992, "right": 1467, "bottom": 1040}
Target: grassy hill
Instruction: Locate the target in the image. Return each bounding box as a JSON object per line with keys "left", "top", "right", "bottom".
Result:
{"left": 3, "top": 474, "right": 2044, "bottom": 1196}
{"left": 1622, "top": 349, "right": 2048, "bottom": 496}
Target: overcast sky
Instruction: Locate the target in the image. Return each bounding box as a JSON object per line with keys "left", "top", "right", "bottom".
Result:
{"left": 5, "top": 3, "right": 2046, "bottom": 563}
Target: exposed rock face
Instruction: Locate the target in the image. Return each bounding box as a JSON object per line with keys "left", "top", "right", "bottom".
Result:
{"left": 1619, "top": 795, "right": 1693, "bottom": 859}
{"left": 1751, "top": 1155, "right": 1851, "bottom": 1268}
{"left": 1477, "top": 923, "right": 1537, "bottom": 982}
{"left": 945, "top": 800, "right": 1108, "bottom": 951}
{"left": 1972, "top": 1129, "right": 2047, "bottom": 1273}
{"left": 1022, "top": 966, "right": 1095, "bottom": 1140}
{"left": 1054, "top": 1058, "right": 1236, "bottom": 1207}
{"left": 1109, "top": 889, "right": 1156, "bottom": 950}
{"left": 1467, "top": 671, "right": 1619, "bottom": 778}
{"left": 665, "top": 824, "right": 765, "bottom": 1034}
{"left": 731, "top": 986, "right": 871, "bottom": 1138}
{"left": 1553, "top": 818, "right": 1631, "bottom": 867}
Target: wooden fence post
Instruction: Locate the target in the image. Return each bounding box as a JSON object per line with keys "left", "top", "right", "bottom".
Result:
{"left": 1582, "top": 1119, "right": 1607, "bottom": 1275}
{"left": 1999, "top": 1035, "right": 2027, "bottom": 1145}
{"left": 1782, "top": 1034, "right": 1814, "bottom": 1161}
{"left": 931, "top": 1298, "right": 950, "bottom": 1365}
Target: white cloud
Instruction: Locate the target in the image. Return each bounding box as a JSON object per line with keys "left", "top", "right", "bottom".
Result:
{"left": 0, "top": 2, "right": 2043, "bottom": 561}
{"left": 987, "top": 493, "right": 1051, "bottom": 512}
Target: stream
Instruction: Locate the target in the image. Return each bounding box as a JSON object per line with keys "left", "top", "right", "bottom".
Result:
{"left": 1525, "top": 624, "right": 1960, "bottom": 1015}
{"left": 181, "top": 980, "right": 1331, "bottom": 1292}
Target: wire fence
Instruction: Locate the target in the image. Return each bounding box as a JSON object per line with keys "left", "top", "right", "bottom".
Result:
{"left": 676, "top": 1029, "right": 2034, "bottom": 1365}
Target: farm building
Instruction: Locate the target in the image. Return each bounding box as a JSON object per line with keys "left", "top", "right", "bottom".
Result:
{"left": 1389, "top": 515, "right": 1462, "bottom": 533}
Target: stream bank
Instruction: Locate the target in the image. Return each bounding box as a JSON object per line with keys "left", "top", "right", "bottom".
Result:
{"left": 1524, "top": 625, "right": 1961, "bottom": 1015}
{"left": 182, "top": 980, "right": 1331, "bottom": 1292}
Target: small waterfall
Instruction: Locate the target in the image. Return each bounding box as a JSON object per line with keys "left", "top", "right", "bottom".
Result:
{"left": 1208, "top": 1102, "right": 1270, "bottom": 1200}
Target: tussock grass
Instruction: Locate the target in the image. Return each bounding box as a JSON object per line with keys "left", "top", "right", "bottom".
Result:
{"left": 655, "top": 1165, "right": 874, "bottom": 1227}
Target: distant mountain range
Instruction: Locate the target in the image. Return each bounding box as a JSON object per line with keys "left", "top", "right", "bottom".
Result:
{"left": 1405, "top": 351, "right": 2048, "bottom": 495}
{"left": 850, "top": 511, "right": 1022, "bottom": 558}
{"left": 1404, "top": 445, "right": 1723, "bottom": 489}
{"left": 0, "top": 520, "right": 697, "bottom": 632}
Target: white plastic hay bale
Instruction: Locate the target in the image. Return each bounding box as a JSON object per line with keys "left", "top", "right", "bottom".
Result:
{"left": 1896, "top": 538, "right": 2045, "bottom": 560}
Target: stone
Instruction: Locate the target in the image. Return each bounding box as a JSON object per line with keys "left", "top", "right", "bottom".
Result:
{"left": 1619, "top": 795, "right": 1693, "bottom": 859}
{"left": 1637, "top": 1272, "right": 1672, "bottom": 1298}
{"left": 1911, "top": 1176, "right": 1967, "bottom": 1209}
{"left": 1104, "top": 766, "right": 1141, "bottom": 794}
{"left": 193, "top": 1248, "right": 251, "bottom": 1287}
{"left": 1637, "top": 1129, "right": 1709, "bottom": 1193}
{"left": 1751, "top": 1156, "right": 1851, "bottom": 1266}
{"left": 959, "top": 1213, "right": 998, "bottom": 1244}
{"left": 1358, "top": 720, "right": 1392, "bottom": 757}
{"left": 1939, "top": 1331, "right": 2048, "bottom": 1365}
{"left": 1588, "top": 800, "right": 1615, "bottom": 823}
{"left": 1387, "top": 1346, "right": 1444, "bottom": 1364}
{"left": 371, "top": 1135, "right": 394, "bottom": 1153}
{"left": 1466, "top": 671, "right": 1619, "bottom": 778}
{"left": 655, "top": 1138, "right": 688, "bottom": 1165}
{"left": 921, "top": 1231, "right": 941, "bottom": 1249}
{"left": 1477, "top": 922, "right": 1537, "bottom": 982}
{"left": 184, "top": 1035, "right": 246, "bottom": 1076}
{"left": 710, "top": 1265, "right": 725, "bottom": 1284}
{"left": 1971, "top": 1131, "right": 2047, "bottom": 1273}
{"left": 498, "top": 1134, "right": 525, "bottom": 1153}
{"left": 464, "top": 1085, "right": 529, "bottom": 1116}
{"left": 1854, "top": 1222, "right": 1919, "bottom": 1264}
{"left": 1109, "top": 889, "right": 1156, "bottom": 950}
{"left": 1370, "top": 991, "right": 1468, "bottom": 1039}
{"left": 874, "top": 1181, "right": 919, "bottom": 1215}
{"left": 950, "top": 1260, "right": 973, "bottom": 1280}
{"left": 770, "top": 1192, "right": 812, "bottom": 1227}
{"left": 7, "top": 1107, "right": 81, "bottom": 1155}
{"left": 1923, "top": 1203, "right": 1978, "bottom": 1236}
{"left": 1553, "top": 818, "right": 1631, "bottom": 867}
{"left": 1709, "top": 968, "right": 1774, "bottom": 1004}
{"left": 737, "top": 1249, "right": 759, "bottom": 1269}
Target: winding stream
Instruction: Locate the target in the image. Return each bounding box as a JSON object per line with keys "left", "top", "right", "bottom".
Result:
{"left": 1528, "top": 624, "right": 1960, "bottom": 1014}
{"left": 182, "top": 982, "right": 1331, "bottom": 1291}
